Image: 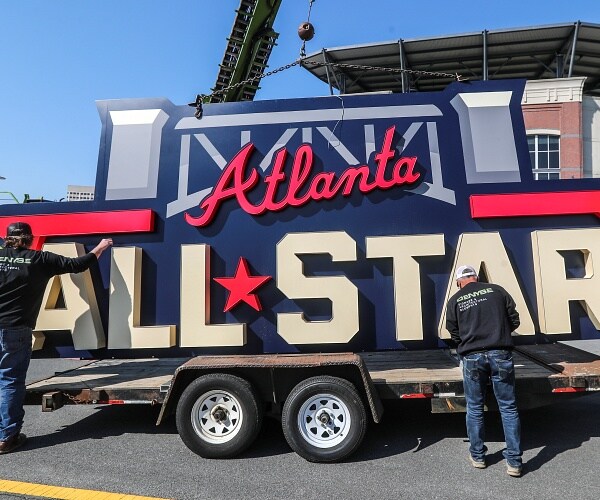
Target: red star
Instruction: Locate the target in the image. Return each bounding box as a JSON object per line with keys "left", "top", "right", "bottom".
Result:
{"left": 213, "top": 258, "right": 271, "bottom": 312}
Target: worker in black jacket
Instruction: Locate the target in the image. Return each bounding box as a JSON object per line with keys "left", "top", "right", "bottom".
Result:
{"left": 0, "top": 221, "right": 112, "bottom": 454}
{"left": 446, "top": 265, "right": 523, "bottom": 477}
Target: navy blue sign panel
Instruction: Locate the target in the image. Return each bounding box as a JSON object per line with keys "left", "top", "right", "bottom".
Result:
{"left": 2, "top": 79, "right": 600, "bottom": 358}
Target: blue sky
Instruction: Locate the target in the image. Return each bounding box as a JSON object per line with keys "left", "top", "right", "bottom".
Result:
{"left": 0, "top": 0, "right": 596, "bottom": 202}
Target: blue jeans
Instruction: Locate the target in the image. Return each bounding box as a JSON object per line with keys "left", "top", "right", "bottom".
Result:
{"left": 0, "top": 327, "right": 32, "bottom": 441}
{"left": 462, "top": 349, "right": 522, "bottom": 467}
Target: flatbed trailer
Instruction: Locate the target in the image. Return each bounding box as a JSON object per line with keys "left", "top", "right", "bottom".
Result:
{"left": 25, "top": 342, "right": 600, "bottom": 462}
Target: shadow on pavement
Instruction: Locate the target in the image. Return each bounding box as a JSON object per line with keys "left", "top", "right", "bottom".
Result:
{"left": 24, "top": 392, "right": 600, "bottom": 467}
{"left": 26, "top": 404, "right": 168, "bottom": 451}
{"left": 25, "top": 404, "right": 291, "bottom": 459}
{"left": 349, "top": 393, "right": 600, "bottom": 468}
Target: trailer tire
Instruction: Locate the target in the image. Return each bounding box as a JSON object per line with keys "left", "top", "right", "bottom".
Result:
{"left": 282, "top": 376, "right": 367, "bottom": 462}
{"left": 176, "top": 373, "right": 262, "bottom": 459}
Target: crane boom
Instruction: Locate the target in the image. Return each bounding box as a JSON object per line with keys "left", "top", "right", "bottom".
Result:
{"left": 212, "top": 0, "right": 283, "bottom": 102}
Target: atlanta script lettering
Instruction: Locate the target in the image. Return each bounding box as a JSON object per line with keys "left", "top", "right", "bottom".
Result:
{"left": 185, "top": 126, "right": 420, "bottom": 227}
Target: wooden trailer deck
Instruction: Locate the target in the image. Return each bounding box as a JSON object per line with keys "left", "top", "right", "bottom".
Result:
{"left": 360, "top": 348, "right": 564, "bottom": 400}
{"left": 25, "top": 358, "right": 187, "bottom": 406}
{"left": 25, "top": 344, "right": 600, "bottom": 409}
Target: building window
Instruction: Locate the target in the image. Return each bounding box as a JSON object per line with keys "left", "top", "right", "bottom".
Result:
{"left": 66, "top": 185, "right": 94, "bottom": 202}
{"left": 527, "top": 134, "right": 560, "bottom": 180}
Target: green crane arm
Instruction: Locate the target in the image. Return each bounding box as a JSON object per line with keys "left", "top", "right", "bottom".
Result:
{"left": 212, "top": 0, "right": 283, "bottom": 102}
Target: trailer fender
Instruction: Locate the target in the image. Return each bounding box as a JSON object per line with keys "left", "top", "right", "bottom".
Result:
{"left": 156, "top": 353, "right": 383, "bottom": 425}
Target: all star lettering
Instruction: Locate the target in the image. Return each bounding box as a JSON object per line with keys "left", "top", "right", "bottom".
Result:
{"left": 185, "top": 126, "right": 420, "bottom": 227}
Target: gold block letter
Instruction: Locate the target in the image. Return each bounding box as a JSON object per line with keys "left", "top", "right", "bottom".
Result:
{"left": 532, "top": 228, "right": 600, "bottom": 334}
{"left": 180, "top": 244, "right": 246, "bottom": 347}
{"left": 34, "top": 243, "right": 105, "bottom": 351}
{"left": 277, "top": 232, "right": 358, "bottom": 344}
{"left": 367, "top": 234, "right": 445, "bottom": 341}
{"left": 108, "top": 247, "right": 176, "bottom": 348}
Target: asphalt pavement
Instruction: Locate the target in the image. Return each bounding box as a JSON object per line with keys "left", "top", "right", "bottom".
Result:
{"left": 0, "top": 384, "right": 598, "bottom": 499}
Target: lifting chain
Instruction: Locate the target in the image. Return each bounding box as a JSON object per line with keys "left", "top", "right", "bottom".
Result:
{"left": 189, "top": 58, "right": 464, "bottom": 119}
{"left": 61, "top": 390, "right": 90, "bottom": 405}
{"left": 299, "top": 0, "right": 316, "bottom": 57}
{"left": 188, "top": 61, "right": 301, "bottom": 118}
{"left": 301, "top": 59, "right": 465, "bottom": 82}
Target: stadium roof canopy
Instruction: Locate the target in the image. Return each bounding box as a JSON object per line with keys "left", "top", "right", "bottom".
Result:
{"left": 300, "top": 21, "right": 600, "bottom": 96}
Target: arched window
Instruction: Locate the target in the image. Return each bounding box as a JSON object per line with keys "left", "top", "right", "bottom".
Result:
{"left": 527, "top": 134, "right": 560, "bottom": 180}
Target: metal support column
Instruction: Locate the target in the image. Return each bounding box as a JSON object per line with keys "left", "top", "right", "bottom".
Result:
{"left": 399, "top": 39, "right": 407, "bottom": 93}
{"left": 322, "top": 49, "right": 335, "bottom": 95}
{"left": 568, "top": 20, "right": 581, "bottom": 78}
{"left": 556, "top": 54, "right": 564, "bottom": 78}
{"left": 482, "top": 30, "right": 488, "bottom": 81}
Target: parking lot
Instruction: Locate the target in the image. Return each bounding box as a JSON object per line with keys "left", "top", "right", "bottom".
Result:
{"left": 0, "top": 365, "right": 598, "bottom": 500}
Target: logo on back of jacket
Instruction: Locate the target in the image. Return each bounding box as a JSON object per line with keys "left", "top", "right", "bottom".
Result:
{"left": 457, "top": 288, "right": 494, "bottom": 312}
{"left": 0, "top": 254, "right": 32, "bottom": 272}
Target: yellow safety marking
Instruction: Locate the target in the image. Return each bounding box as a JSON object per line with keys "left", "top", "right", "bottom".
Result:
{"left": 0, "top": 479, "right": 171, "bottom": 500}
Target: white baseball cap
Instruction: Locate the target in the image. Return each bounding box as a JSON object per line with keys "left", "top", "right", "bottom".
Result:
{"left": 455, "top": 265, "right": 477, "bottom": 280}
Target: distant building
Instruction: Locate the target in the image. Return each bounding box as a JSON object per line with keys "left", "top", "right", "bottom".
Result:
{"left": 67, "top": 185, "right": 94, "bottom": 201}
{"left": 522, "top": 78, "right": 585, "bottom": 180}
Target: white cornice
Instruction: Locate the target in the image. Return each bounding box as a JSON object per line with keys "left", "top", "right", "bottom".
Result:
{"left": 522, "top": 77, "right": 586, "bottom": 105}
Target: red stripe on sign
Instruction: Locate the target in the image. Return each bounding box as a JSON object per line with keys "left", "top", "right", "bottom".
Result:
{"left": 552, "top": 387, "right": 586, "bottom": 393}
{"left": 0, "top": 209, "right": 154, "bottom": 250}
{"left": 400, "top": 393, "right": 434, "bottom": 399}
{"left": 470, "top": 191, "right": 600, "bottom": 219}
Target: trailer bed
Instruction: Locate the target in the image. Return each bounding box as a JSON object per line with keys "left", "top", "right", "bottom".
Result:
{"left": 25, "top": 358, "right": 187, "bottom": 406}
{"left": 25, "top": 344, "right": 600, "bottom": 409}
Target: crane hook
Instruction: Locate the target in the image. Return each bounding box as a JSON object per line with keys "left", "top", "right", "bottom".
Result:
{"left": 298, "top": 22, "right": 315, "bottom": 41}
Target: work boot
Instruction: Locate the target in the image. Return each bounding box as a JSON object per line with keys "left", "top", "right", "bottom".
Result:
{"left": 0, "top": 433, "right": 27, "bottom": 454}
{"left": 469, "top": 454, "right": 486, "bottom": 469}
{"left": 506, "top": 462, "right": 522, "bottom": 477}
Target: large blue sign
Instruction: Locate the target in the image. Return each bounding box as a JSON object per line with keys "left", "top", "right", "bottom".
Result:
{"left": 2, "top": 79, "right": 600, "bottom": 358}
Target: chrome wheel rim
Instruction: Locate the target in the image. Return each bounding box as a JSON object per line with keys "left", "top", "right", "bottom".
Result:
{"left": 297, "top": 393, "right": 351, "bottom": 448}
{"left": 191, "top": 390, "right": 243, "bottom": 444}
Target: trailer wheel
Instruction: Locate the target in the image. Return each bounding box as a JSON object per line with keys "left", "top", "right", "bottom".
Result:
{"left": 176, "top": 373, "right": 262, "bottom": 459}
{"left": 282, "top": 376, "right": 367, "bottom": 462}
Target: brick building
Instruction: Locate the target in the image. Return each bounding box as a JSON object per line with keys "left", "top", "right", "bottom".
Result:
{"left": 522, "top": 78, "right": 585, "bottom": 180}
